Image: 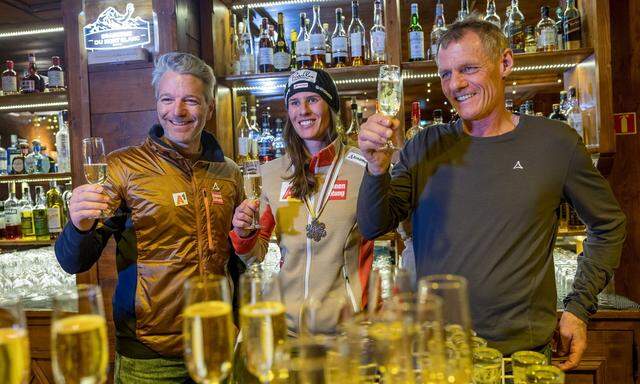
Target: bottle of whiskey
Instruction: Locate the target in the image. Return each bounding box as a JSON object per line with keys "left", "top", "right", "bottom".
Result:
{"left": 32, "top": 186, "right": 49, "bottom": 241}
{"left": 370, "top": 0, "right": 386, "bottom": 64}
{"left": 563, "top": 0, "right": 581, "bottom": 50}
{"left": 273, "top": 118, "right": 286, "bottom": 159}
{"left": 332, "top": 8, "right": 349, "bottom": 68}
{"left": 506, "top": 0, "right": 525, "bottom": 53}
{"left": 549, "top": 103, "right": 567, "bottom": 120}
{"left": 297, "top": 13, "right": 312, "bottom": 69}
{"left": 430, "top": 1, "right": 447, "bottom": 60}
{"left": 322, "top": 22, "right": 332, "bottom": 68}
{"left": 348, "top": 0, "right": 368, "bottom": 66}
{"left": 258, "top": 18, "right": 275, "bottom": 73}
{"left": 19, "top": 184, "right": 35, "bottom": 241}
{"left": 346, "top": 98, "right": 360, "bottom": 146}
{"left": 524, "top": 26, "right": 537, "bottom": 53}
{"left": 484, "top": 0, "right": 501, "bottom": 28}
{"left": 274, "top": 13, "right": 291, "bottom": 72}
{"left": 290, "top": 29, "right": 299, "bottom": 71}
{"left": 239, "top": 6, "right": 255, "bottom": 75}
{"left": 236, "top": 101, "right": 252, "bottom": 164}
{"left": 536, "top": 6, "right": 557, "bottom": 52}
{"left": 408, "top": 3, "right": 425, "bottom": 62}
{"left": 257, "top": 112, "right": 275, "bottom": 163}
{"left": 309, "top": 6, "right": 326, "bottom": 69}
{"left": 555, "top": 6, "right": 565, "bottom": 50}
{"left": 2, "top": 60, "right": 17, "bottom": 95}
{"left": 21, "top": 54, "right": 40, "bottom": 93}
{"left": 4, "top": 182, "right": 22, "bottom": 240}
{"left": 405, "top": 101, "right": 422, "bottom": 141}
{"left": 47, "top": 56, "right": 65, "bottom": 90}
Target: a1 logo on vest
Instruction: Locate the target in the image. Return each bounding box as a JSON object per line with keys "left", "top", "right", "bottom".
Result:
{"left": 173, "top": 192, "right": 189, "bottom": 206}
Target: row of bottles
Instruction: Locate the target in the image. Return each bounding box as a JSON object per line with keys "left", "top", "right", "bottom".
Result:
{"left": 1, "top": 54, "right": 65, "bottom": 95}
{"left": 236, "top": 100, "right": 286, "bottom": 164}
{"left": 231, "top": 0, "right": 387, "bottom": 74}
{"left": 1, "top": 181, "right": 69, "bottom": 241}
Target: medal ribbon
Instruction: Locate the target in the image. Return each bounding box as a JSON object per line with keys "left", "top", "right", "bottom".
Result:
{"left": 303, "top": 141, "right": 346, "bottom": 223}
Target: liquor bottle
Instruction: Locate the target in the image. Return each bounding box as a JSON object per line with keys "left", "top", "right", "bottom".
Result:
{"left": 2, "top": 60, "right": 17, "bottom": 95}
{"left": 273, "top": 118, "right": 286, "bottom": 159}
{"left": 257, "top": 112, "right": 275, "bottom": 163}
{"left": 0, "top": 136, "right": 6, "bottom": 175}
{"left": 7, "top": 135, "right": 19, "bottom": 174}
{"left": 503, "top": 6, "right": 512, "bottom": 36}
{"left": 290, "top": 30, "right": 299, "bottom": 70}
{"left": 458, "top": 0, "right": 471, "bottom": 22}
{"left": 484, "top": 0, "right": 501, "bottom": 28}
{"left": 430, "top": 1, "right": 447, "bottom": 60}
{"left": 11, "top": 139, "right": 27, "bottom": 175}
{"left": 563, "top": 0, "right": 581, "bottom": 50}
{"left": 32, "top": 186, "right": 49, "bottom": 241}
{"left": 249, "top": 106, "right": 260, "bottom": 159}
{"left": 258, "top": 18, "right": 275, "bottom": 73}
{"left": 297, "top": 13, "right": 312, "bottom": 69}
{"left": 419, "top": 99, "right": 429, "bottom": 128}
{"left": 47, "top": 56, "right": 65, "bottom": 90}
{"left": 4, "top": 182, "right": 21, "bottom": 240}
{"left": 56, "top": 111, "right": 71, "bottom": 173}
{"left": 236, "top": 101, "right": 252, "bottom": 164}
{"left": 19, "top": 184, "right": 35, "bottom": 240}
{"left": 41, "top": 145, "right": 56, "bottom": 173}
{"left": 555, "top": 6, "right": 565, "bottom": 50}
{"left": 536, "top": 6, "right": 558, "bottom": 52}
{"left": 549, "top": 104, "right": 567, "bottom": 120}
{"left": 506, "top": 0, "right": 525, "bottom": 53}
{"left": 62, "top": 182, "right": 73, "bottom": 224}
{"left": 24, "top": 140, "right": 39, "bottom": 174}
{"left": 322, "top": 22, "right": 333, "bottom": 67}
{"left": 559, "top": 90, "right": 569, "bottom": 115}
{"left": 21, "top": 54, "right": 40, "bottom": 93}
{"left": 370, "top": 0, "right": 386, "bottom": 64}
{"left": 405, "top": 101, "right": 422, "bottom": 141}
{"left": 230, "top": 15, "right": 240, "bottom": 75}
{"left": 332, "top": 8, "right": 349, "bottom": 67}
{"left": 505, "top": 99, "right": 514, "bottom": 113}
{"left": 348, "top": 0, "right": 368, "bottom": 66}
{"left": 345, "top": 97, "right": 360, "bottom": 146}
{"left": 0, "top": 200, "right": 5, "bottom": 239}
{"left": 309, "top": 6, "right": 327, "bottom": 69}
{"left": 273, "top": 13, "right": 291, "bottom": 72}
{"left": 269, "top": 24, "right": 276, "bottom": 45}
{"left": 46, "top": 181, "right": 65, "bottom": 238}
{"left": 433, "top": 109, "right": 444, "bottom": 125}
{"left": 239, "top": 6, "right": 255, "bottom": 75}
{"left": 408, "top": 3, "right": 425, "bottom": 61}
{"left": 525, "top": 100, "right": 535, "bottom": 115}
{"left": 524, "top": 26, "right": 537, "bottom": 53}
{"left": 566, "top": 86, "right": 583, "bottom": 138}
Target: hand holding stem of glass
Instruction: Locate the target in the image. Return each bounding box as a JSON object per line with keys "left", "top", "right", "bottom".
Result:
{"left": 242, "top": 160, "right": 262, "bottom": 230}
{"left": 82, "top": 137, "right": 110, "bottom": 218}
{"left": 377, "top": 65, "right": 403, "bottom": 150}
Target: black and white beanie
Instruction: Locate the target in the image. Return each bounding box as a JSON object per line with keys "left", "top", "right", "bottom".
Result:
{"left": 284, "top": 68, "right": 340, "bottom": 113}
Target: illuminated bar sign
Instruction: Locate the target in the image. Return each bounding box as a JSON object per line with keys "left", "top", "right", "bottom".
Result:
{"left": 83, "top": 3, "right": 150, "bottom": 50}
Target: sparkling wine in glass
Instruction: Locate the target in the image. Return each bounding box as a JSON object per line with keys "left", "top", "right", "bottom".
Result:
{"left": 242, "top": 160, "right": 262, "bottom": 230}
{"left": 82, "top": 137, "right": 107, "bottom": 185}
{"left": 51, "top": 284, "right": 108, "bottom": 384}
{"left": 183, "top": 275, "right": 235, "bottom": 384}
{"left": 377, "top": 64, "right": 403, "bottom": 150}
{"left": 0, "top": 296, "right": 30, "bottom": 384}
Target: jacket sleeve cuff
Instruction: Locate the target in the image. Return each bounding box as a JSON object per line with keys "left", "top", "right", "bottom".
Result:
{"left": 229, "top": 230, "right": 259, "bottom": 254}
{"left": 563, "top": 300, "right": 591, "bottom": 324}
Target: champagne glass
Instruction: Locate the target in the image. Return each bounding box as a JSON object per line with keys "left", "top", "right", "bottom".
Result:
{"left": 377, "top": 64, "right": 403, "bottom": 150}
{"left": 415, "top": 294, "right": 446, "bottom": 384}
{"left": 472, "top": 347, "right": 503, "bottom": 384}
{"left": 367, "top": 266, "right": 414, "bottom": 319}
{"left": 242, "top": 160, "right": 262, "bottom": 230}
{"left": 299, "top": 289, "right": 357, "bottom": 337}
{"left": 51, "top": 284, "right": 108, "bottom": 384}
{"left": 0, "top": 295, "right": 30, "bottom": 384}
{"left": 183, "top": 275, "right": 235, "bottom": 384}
{"left": 239, "top": 272, "right": 286, "bottom": 383}
{"left": 82, "top": 137, "right": 110, "bottom": 219}
{"left": 511, "top": 351, "right": 548, "bottom": 384}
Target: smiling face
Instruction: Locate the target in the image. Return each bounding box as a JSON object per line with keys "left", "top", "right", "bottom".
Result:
{"left": 437, "top": 31, "right": 512, "bottom": 122}
{"left": 156, "top": 71, "right": 214, "bottom": 149}
{"left": 287, "top": 91, "right": 332, "bottom": 144}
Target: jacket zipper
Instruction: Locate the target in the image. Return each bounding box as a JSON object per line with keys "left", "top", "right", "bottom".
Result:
{"left": 191, "top": 171, "right": 205, "bottom": 278}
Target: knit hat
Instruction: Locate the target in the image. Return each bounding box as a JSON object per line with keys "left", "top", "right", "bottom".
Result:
{"left": 284, "top": 68, "right": 340, "bottom": 113}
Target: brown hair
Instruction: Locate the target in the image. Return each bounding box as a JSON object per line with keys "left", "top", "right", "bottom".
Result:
{"left": 283, "top": 110, "right": 344, "bottom": 200}
{"left": 436, "top": 14, "right": 508, "bottom": 62}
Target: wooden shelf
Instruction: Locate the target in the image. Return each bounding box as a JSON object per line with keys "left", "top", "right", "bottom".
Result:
{"left": 0, "top": 172, "right": 72, "bottom": 184}
{"left": 0, "top": 90, "right": 68, "bottom": 113}
{"left": 0, "top": 239, "right": 54, "bottom": 247}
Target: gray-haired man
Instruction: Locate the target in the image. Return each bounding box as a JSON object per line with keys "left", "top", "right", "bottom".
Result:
{"left": 55, "top": 52, "right": 243, "bottom": 382}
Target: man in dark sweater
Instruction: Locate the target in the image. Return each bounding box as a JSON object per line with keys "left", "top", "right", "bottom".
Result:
{"left": 357, "top": 18, "right": 626, "bottom": 371}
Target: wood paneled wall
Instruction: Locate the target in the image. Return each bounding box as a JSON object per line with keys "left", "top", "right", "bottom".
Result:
{"left": 608, "top": 0, "right": 640, "bottom": 303}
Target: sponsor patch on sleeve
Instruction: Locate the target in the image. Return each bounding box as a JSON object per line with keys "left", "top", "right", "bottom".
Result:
{"left": 173, "top": 192, "right": 189, "bottom": 207}
{"left": 345, "top": 151, "right": 367, "bottom": 167}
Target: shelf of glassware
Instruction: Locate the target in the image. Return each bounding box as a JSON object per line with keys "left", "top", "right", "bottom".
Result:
{"left": 0, "top": 90, "right": 68, "bottom": 113}
{"left": 0, "top": 172, "right": 72, "bottom": 184}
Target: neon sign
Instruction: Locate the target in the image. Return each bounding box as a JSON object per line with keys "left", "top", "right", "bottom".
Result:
{"left": 84, "top": 3, "right": 151, "bottom": 50}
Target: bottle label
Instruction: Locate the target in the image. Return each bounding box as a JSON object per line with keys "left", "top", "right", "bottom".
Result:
{"left": 509, "top": 22, "right": 525, "bottom": 51}
{"left": 274, "top": 52, "right": 291, "bottom": 70}
{"left": 12, "top": 157, "right": 24, "bottom": 174}
{"left": 310, "top": 33, "right": 326, "bottom": 55}
{"left": 538, "top": 27, "right": 557, "bottom": 48}
{"left": 48, "top": 70, "right": 64, "bottom": 87}
{"left": 332, "top": 36, "right": 348, "bottom": 57}
{"left": 564, "top": 17, "right": 581, "bottom": 44}
{"left": 2, "top": 76, "right": 17, "bottom": 92}
{"left": 409, "top": 31, "right": 425, "bottom": 59}
{"left": 47, "top": 207, "right": 62, "bottom": 233}
{"left": 325, "top": 52, "right": 332, "bottom": 64}
{"left": 6, "top": 209, "right": 20, "bottom": 226}
{"left": 371, "top": 31, "right": 386, "bottom": 53}
{"left": 350, "top": 32, "right": 363, "bottom": 57}
{"left": 297, "top": 40, "right": 311, "bottom": 57}
{"left": 24, "top": 156, "right": 36, "bottom": 174}
{"left": 258, "top": 142, "right": 272, "bottom": 157}
{"left": 239, "top": 54, "right": 254, "bottom": 73}
{"left": 21, "top": 214, "right": 34, "bottom": 234}
{"left": 238, "top": 137, "right": 249, "bottom": 156}
{"left": 0, "top": 213, "right": 4, "bottom": 230}
{"left": 258, "top": 47, "right": 274, "bottom": 66}
{"left": 20, "top": 79, "right": 35, "bottom": 92}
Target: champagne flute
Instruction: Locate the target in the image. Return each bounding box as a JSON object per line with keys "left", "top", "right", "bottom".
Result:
{"left": 183, "top": 275, "right": 235, "bottom": 384}
{"left": 51, "top": 284, "right": 108, "bottom": 384}
{"left": 242, "top": 160, "right": 262, "bottom": 230}
{"left": 377, "top": 65, "right": 403, "bottom": 150}
{"left": 0, "top": 295, "right": 30, "bottom": 384}
{"left": 299, "top": 289, "right": 357, "bottom": 337}
{"left": 367, "top": 266, "right": 414, "bottom": 319}
{"left": 82, "top": 137, "right": 110, "bottom": 219}
{"left": 239, "top": 272, "right": 286, "bottom": 383}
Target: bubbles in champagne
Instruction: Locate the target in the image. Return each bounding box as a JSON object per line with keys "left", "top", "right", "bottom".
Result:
{"left": 0, "top": 328, "right": 30, "bottom": 384}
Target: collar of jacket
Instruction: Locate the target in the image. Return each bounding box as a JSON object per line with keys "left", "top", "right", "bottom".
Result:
{"left": 308, "top": 138, "right": 342, "bottom": 174}
{"left": 147, "top": 124, "right": 225, "bottom": 163}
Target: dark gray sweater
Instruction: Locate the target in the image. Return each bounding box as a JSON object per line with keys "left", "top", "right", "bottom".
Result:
{"left": 357, "top": 114, "right": 626, "bottom": 354}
